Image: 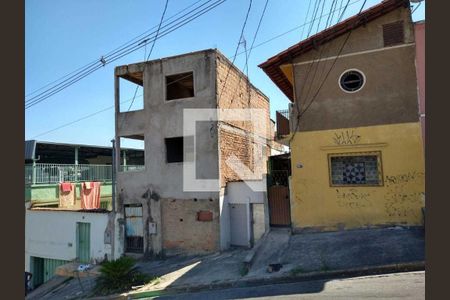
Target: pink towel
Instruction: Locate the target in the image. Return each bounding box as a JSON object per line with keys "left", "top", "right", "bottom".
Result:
{"left": 81, "top": 182, "right": 101, "bottom": 209}
{"left": 61, "top": 182, "right": 72, "bottom": 192}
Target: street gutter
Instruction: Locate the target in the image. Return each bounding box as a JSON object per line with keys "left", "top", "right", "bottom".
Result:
{"left": 119, "top": 261, "right": 425, "bottom": 299}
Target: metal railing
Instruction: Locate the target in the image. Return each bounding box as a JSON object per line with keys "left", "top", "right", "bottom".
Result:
{"left": 25, "top": 163, "right": 111, "bottom": 185}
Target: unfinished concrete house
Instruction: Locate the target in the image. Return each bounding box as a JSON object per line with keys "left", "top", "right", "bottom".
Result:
{"left": 114, "top": 49, "right": 272, "bottom": 257}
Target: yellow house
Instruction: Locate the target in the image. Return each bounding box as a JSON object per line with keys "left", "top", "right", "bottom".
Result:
{"left": 259, "top": 0, "right": 424, "bottom": 232}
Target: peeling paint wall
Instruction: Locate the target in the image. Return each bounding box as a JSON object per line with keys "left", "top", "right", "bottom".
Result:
{"left": 290, "top": 122, "right": 425, "bottom": 231}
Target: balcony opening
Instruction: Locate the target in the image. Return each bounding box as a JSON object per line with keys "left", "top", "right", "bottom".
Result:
{"left": 119, "top": 136, "right": 145, "bottom": 172}
{"left": 119, "top": 74, "right": 144, "bottom": 112}
{"left": 166, "top": 72, "right": 194, "bottom": 101}
{"left": 276, "top": 109, "right": 290, "bottom": 137}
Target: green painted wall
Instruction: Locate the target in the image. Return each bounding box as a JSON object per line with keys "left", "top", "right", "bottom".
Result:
{"left": 26, "top": 182, "right": 113, "bottom": 207}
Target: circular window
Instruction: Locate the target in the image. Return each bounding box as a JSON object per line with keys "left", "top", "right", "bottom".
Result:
{"left": 339, "top": 69, "right": 365, "bottom": 93}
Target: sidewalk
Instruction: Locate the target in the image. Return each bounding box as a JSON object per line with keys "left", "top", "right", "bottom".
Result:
{"left": 127, "top": 226, "right": 424, "bottom": 299}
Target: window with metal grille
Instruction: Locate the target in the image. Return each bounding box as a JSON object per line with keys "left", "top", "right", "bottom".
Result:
{"left": 329, "top": 152, "right": 383, "bottom": 186}
{"left": 166, "top": 72, "right": 194, "bottom": 100}
{"left": 383, "top": 21, "right": 404, "bottom": 47}
{"left": 339, "top": 70, "right": 365, "bottom": 93}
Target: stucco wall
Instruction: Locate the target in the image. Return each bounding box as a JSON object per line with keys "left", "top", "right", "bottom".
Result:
{"left": 25, "top": 210, "right": 111, "bottom": 271}
{"left": 289, "top": 122, "right": 425, "bottom": 231}
{"left": 115, "top": 50, "right": 221, "bottom": 256}
{"left": 290, "top": 7, "right": 419, "bottom": 131}
{"left": 226, "top": 181, "right": 268, "bottom": 244}
{"left": 114, "top": 50, "right": 271, "bottom": 256}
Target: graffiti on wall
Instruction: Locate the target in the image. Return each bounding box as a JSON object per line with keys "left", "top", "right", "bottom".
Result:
{"left": 332, "top": 130, "right": 361, "bottom": 145}
{"left": 335, "top": 188, "right": 372, "bottom": 209}
{"left": 384, "top": 171, "right": 425, "bottom": 218}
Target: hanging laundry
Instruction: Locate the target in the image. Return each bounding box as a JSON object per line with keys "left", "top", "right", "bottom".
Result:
{"left": 81, "top": 182, "right": 101, "bottom": 209}
{"left": 61, "top": 182, "right": 72, "bottom": 192}
{"left": 59, "top": 182, "right": 76, "bottom": 208}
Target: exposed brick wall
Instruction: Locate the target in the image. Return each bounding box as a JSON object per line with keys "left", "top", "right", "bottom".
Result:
{"left": 215, "top": 52, "right": 270, "bottom": 138}
{"left": 215, "top": 52, "right": 271, "bottom": 187}
{"left": 161, "top": 198, "right": 220, "bottom": 255}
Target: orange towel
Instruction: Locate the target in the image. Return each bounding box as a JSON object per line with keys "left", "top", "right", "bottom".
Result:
{"left": 59, "top": 183, "right": 76, "bottom": 208}
{"left": 81, "top": 182, "right": 101, "bottom": 209}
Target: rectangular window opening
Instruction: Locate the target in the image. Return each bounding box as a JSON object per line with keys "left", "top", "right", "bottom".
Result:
{"left": 165, "top": 137, "right": 184, "bottom": 163}
{"left": 119, "top": 75, "right": 144, "bottom": 112}
{"left": 166, "top": 72, "right": 194, "bottom": 101}
{"left": 119, "top": 137, "right": 145, "bottom": 172}
{"left": 329, "top": 152, "right": 383, "bottom": 186}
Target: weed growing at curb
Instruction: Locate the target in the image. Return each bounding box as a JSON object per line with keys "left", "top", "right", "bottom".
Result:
{"left": 239, "top": 265, "right": 249, "bottom": 277}
{"left": 290, "top": 267, "right": 305, "bottom": 276}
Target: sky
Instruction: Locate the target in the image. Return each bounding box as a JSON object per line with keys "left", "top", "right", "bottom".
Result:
{"left": 25, "top": 0, "right": 425, "bottom": 148}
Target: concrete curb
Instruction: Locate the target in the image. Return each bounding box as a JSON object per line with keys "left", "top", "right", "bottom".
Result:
{"left": 123, "top": 261, "right": 425, "bottom": 299}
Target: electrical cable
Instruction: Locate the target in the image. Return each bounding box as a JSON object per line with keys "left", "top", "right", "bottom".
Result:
{"left": 25, "top": 0, "right": 227, "bottom": 109}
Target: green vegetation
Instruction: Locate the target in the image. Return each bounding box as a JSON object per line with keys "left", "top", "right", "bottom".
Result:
{"left": 239, "top": 264, "right": 249, "bottom": 277}
{"left": 290, "top": 266, "right": 305, "bottom": 276}
{"left": 94, "top": 256, "right": 152, "bottom": 296}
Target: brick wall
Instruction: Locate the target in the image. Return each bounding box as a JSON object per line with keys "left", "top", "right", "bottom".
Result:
{"left": 161, "top": 198, "right": 220, "bottom": 255}
{"left": 215, "top": 52, "right": 271, "bottom": 187}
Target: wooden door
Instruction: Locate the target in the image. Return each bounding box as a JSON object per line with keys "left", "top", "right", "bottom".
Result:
{"left": 268, "top": 185, "right": 291, "bottom": 226}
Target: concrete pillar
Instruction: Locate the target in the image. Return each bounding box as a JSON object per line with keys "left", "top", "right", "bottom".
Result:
{"left": 74, "top": 147, "right": 79, "bottom": 182}
{"left": 123, "top": 150, "right": 127, "bottom": 168}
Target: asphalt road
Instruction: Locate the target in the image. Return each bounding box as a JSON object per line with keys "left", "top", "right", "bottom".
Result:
{"left": 154, "top": 271, "right": 425, "bottom": 300}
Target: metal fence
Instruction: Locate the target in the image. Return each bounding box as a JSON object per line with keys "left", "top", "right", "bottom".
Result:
{"left": 25, "top": 163, "right": 145, "bottom": 185}
{"left": 25, "top": 163, "right": 113, "bottom": 184}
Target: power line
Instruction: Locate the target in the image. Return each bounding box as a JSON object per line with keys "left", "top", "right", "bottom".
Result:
{"left": 218, "top": 0, "right": 253, "bottom": 102}
{"left": 26, "top": 0, "right": 224, "bottom": 109}
{"left": 289, "top": 0, "right": 359, "bottom": 144}
{"left": 297, "top": 0, "right": 368, "bottom": 120}
{"left": 231, "top": 0, "right": 270, "bottom": 101}
{"left": 25, "top": 0, "right": 207, "bottom": 99}
{"left": 30, "top": 0, "right": 363, "bottom": 138}
{"left": 126, "top": 0, "right": 170, "bottom": 113}
{"left": 25, "top": 0, "right": 227, "bottom": 109}
{"left": 30, "top": 95, "right": 142, "bottom": 139}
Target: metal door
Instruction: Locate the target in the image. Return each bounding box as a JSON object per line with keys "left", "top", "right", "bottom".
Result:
{"left": 268, "top": 185, "right": 291, "bottom": 226}
{"left": 30, "top": 257, "right": 68, "bottom": 288}
{"left": 124, "top": 204, "right": 144, "bottom": 253}
{"left": 230, "top": 203, "right": 249, "bottom": 247}
{"left": 76, "top": 222, "right": 91, "bottom": 263}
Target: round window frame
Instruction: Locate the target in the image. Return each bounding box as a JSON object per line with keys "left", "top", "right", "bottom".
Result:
{"left": 338, "top": 69, "right": 366, "bottom": 93}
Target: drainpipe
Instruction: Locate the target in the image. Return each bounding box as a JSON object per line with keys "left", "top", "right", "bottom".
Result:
{"left": 74, "top": 147, "right": 79, "bottom": 182}
{"left": 31, "top": 155, "right": 40, "bottom": 185}
{"left": 123, "top": 150, "right": 127, "bottom": 170}
{"left": 111, "top": 140, "right": 116, "bottom": 213}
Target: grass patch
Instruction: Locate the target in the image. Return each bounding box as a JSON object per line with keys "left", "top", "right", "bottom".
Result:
{"left": 93, "top": 256, "right": 155, "bottom": 296}
{"left": 318, "top": 251, "right": 332, "bottom": 272}
{"left": 290, "top": 266, "right": 305, "bottom": 276}
{"left": 239, "top": 264, "right": 249, "bottom": 277}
